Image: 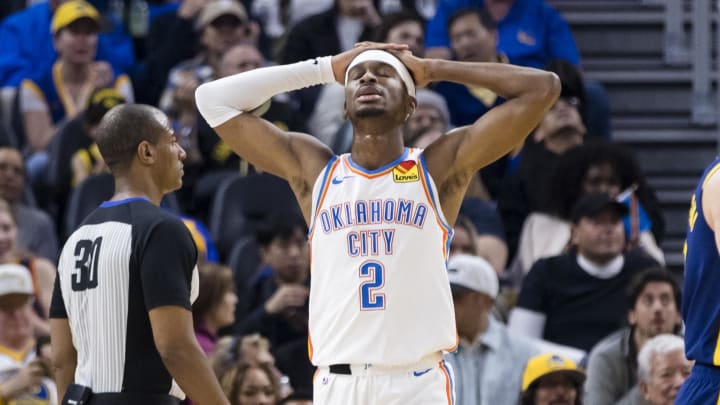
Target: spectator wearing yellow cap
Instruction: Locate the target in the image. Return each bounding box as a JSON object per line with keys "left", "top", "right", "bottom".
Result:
{"left": 47, "top": 87, "right": 125, "bottom": 229}
{"left": 19, "top": 0, "right": 133, "bottom": 185}
{"left": 0, "top": 0, "right": 134, "bottom": 88}
{"left": 69, "top": 88, "right": 127, "bottom": 187}
{"left": 520, "top": 353, "right": 585, "bottom": 405}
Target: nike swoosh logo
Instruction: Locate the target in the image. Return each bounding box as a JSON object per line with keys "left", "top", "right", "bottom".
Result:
{"left": 413, "top": 368, "right": 432, "bottom": 377}
{"left": 331, "top": 176, "right": 354, "bottom": 185}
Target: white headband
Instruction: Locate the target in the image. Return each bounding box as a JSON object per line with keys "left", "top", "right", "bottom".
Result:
{"left": 344, "top": 50, "right": 416, "bottom": 97}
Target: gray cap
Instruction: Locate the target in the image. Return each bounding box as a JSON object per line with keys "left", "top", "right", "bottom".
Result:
{"left": 415, "top": 89, "right": 450, "bottom": 127}
{"left": 447, "top": 254, "right": 498, "bottom": 299}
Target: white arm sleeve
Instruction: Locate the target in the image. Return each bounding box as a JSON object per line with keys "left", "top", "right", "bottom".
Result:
{"left": 508, "top": 307, "right": 546, "bottom": 339}
{"left": 195, "top": 56, "right": 335, "bottom": 128}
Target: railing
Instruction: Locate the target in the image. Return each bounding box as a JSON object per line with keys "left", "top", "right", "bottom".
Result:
{"left": 690, "top": 0, "right": 715, "bottom": 125}
{"left": 664, "top": 0, "right": 717, "bottom": 132}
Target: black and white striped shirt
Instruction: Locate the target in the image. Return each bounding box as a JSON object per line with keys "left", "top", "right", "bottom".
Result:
{"left": 50, "top": 197, "right": 198, "bottom": 399}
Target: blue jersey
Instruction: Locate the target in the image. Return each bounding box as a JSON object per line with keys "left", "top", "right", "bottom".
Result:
{"left": 683, "top": 156, "right": 720, "bottom": 365}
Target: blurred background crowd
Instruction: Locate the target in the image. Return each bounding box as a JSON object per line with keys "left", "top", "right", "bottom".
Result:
{"left": 0, "top": 0, "right": 701, "bottom": 404}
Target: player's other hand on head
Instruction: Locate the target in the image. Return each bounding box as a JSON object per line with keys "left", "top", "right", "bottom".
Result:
{"left": 389, "top": 50, "right": 430, "bottom": 88}
{"left": 331, "top": 42, "right": 409, "bottom": 84}
{"left": 264, "top": 285, "right": 309, "bottom": 314}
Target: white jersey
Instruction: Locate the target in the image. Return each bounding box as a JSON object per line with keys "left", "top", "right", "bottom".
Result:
{"left": 308, "top": 148, "right": 457, "bottom": 366}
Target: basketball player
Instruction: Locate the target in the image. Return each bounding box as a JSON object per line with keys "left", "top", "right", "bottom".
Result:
{"left": 49, "top": 105, "right": 229, "bottom": 405}
{"left": 677, "top": 156, "right": 720, "bottom": 404}
{"left": 196, "top": 42, "right": 560, "bottom": 404}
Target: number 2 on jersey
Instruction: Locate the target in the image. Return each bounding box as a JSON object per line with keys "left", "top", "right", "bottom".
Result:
{"left": 359, "top": 261, "right": 385, "bottom": 310}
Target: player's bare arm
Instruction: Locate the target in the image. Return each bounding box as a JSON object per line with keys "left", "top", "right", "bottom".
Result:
{"left": 149, "top": 306, "right": 230, "bottom": 405}
{"left": 700, "top": 168, "right": 720, "bottom": 254}
{"left": 394, "top": 52, "right": 560, "bottom": 225}
{"left": 49, "top": 318, "right": 77, "bottom": 401}
{"left": 196, "top": 43, "right": 408, "bottom": 219}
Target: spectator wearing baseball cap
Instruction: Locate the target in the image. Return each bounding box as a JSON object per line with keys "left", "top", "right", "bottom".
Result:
{"left": 20, "top": 0, "right": 133, "bottom": 186}
{"left": 0, "top": 263, "right": 58, "bottom": 404}
{"left": 509, "top": 193, "right": 659, "bottom": 352}
{"left": 445, "top": 254, "right": 539, "bottom": 405}
{"left": 69, "top": 88, "right": 127, "bottom": 186}
{"left": 0, "top": 0, "right": 134, "bottom": 89}
{"left": 47, "top": 87, "right": 126, "bottom": 227}
{"left": 159, "top": 0, "right": 255, "bottom": 116}
{"left": 157, "top": 1, "right": 257, "bottom": 207}
{"left": 520, "top": 353, "right": 585, "bottom": 405}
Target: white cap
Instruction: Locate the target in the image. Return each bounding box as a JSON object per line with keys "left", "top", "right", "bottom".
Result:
{"left": 447, "top": 254, "right": 498, "bottom": 299}
{"left": 0, "top": 263, "right": 33, "bottom": 297}
{"left": 345, "top": 50, "right": 416, "bottom": 97}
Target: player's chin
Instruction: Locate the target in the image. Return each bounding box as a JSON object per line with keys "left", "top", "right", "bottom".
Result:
{"left": 355, "top": 106, "right": 386, "bottom": 118}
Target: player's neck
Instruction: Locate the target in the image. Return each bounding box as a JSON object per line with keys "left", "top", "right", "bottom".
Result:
{"left": 350, "top": 128, "right": 405, "bottom": 171}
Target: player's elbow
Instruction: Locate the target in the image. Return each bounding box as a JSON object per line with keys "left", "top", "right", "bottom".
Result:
{"left": 535, "top": 71, "right": 561, "bottom": 105}
{"left": 194, "top": 83, "right": 213, "bottom": 116}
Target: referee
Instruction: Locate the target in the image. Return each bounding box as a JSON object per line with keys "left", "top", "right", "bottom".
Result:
{"left": 48, "top": 104, "right": 229, "bottom": 405}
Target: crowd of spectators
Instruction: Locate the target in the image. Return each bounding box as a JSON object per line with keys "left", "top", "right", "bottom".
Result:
{"left": 0, "top": 0, "right": 683, "bottom": 404}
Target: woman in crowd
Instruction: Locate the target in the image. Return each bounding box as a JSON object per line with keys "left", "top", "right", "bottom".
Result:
{"left": 192, "top": 263, "right": 238, "bottom": 355}
{"left": 0, "top": 198, "right": 55, "bottom": 335}
{"left": 219, "top": 361, "right": 281, "bottom": 405}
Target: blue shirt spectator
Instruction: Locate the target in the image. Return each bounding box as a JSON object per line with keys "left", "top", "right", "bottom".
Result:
{"left": 0, "top": 1, "right": 134, "bottom": 88}
{"left": 425, "top": 0, "right": 580, "bottom": 69}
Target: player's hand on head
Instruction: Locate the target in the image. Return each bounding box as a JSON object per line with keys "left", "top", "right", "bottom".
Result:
{"left": 331, "top": 42, "right": 409, "bottom": 84}
{"left": 389, "top": 50, "right": 431, "bottom": 88}
{"left": 264, "top": 285, "right": 309, "bottom": 314}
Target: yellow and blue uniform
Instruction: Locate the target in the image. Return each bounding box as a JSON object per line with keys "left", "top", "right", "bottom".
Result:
{"left": 677, "top": 156, "right": 720, "bottom": 404}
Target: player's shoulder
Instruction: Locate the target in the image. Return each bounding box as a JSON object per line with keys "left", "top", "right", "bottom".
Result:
{"left": 701, "top": 159, "right": 720, "bottom": 191}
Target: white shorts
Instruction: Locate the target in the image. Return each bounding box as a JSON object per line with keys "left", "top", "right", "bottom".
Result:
{"left": 313, "top": 354, "right": 455, "bottom": 405}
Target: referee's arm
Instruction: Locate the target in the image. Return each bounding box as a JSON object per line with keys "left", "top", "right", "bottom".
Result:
{"left": 49, "top": 272, "right": 77, "bottom": 401}
{"left": 143, "top": 219, "right": 229, "bottom": 405}
{"left": 49, "top": 318, "right": 76, "bottom": 400}
{"left": 149, "top": 307, "right": 229, "bottom": 404}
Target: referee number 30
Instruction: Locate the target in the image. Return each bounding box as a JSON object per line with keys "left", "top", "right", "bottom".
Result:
{"left": 72, "top": 237, "right": 103, "bottom": 291}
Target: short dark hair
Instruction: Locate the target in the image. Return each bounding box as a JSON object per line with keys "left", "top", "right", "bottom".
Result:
{"left": 626, "top": 268, "right": 681, "bottom": 310}
{"left": 374, "top": 10, "right": 425, "bottom": 43}
{"left": 447, "top": 7, "right": 496, "bottom": 33}
{"left": 544, "top": 59, "right": 585, "bottom": 108}
{"left": 519, "top": 387, "right": 582, "bottom": 405}
{"left": 256, "top": 211, "right": 308, "bottom": 248}
{"left": 95, "top": 104, "right": 167, "bottom": 172}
